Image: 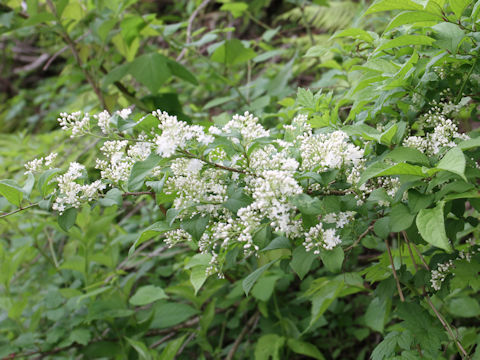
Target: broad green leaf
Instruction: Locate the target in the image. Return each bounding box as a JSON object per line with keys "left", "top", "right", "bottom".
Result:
{"left": 150, "top": 302, "right": 199, "bottom": 328}
{"left": 129, "top": 285, "right": 168, "bottom": 306}
{"left": 58, "top": 207, "right": 77, "bottom": 232}
{"left": 291, "top": 194, "right": 323, "bottom": 216}
{"left": 365, "top": 297, "right": 387, "bottom": 332}
{"left": 365, "top": 0, "right": 424, "bottom": 14}
{"left": 431, "top": 22, "right": 465, "bottom": 53}
{"left": 416, "top": 201, "right": 452, "bottom": 252}
{"left": 436, "top": 147, "right": 466, "bottom": 180}
{"left": 385, "top": 147, "right": 429, "bottom": 166}
{"left": 458, "top": 137, "right": 480, "bottom": 150}
{"left": 130, "top": 221, "right": 174, "bottom": 254}
{"left": 159, "top": 335, "right": 187, "bottom": 360}
{"left": 125, "top": 338, "right": 152, "bottom": 360}
{"left": 450, "top": 0, "right": 472, "bottom": 19}
{"left": 243, "top": 260, "right": 276, "bottom": 295}
{"left": 261, "top": 236, "right": 291, "bottom": 251}
{"left": 290, "top": 246, "right": 316, "bottom": 279}
{"left": 309, "top": 279, "right": 344, "bottom": 327}
{"left": 220, "top": 2, "right": 248, "bottom": 18}
{"left": 37, "top": 168, "right": 60, "bottom": 197}
{"left": 334, "top": 28, "right": 374, "bottom": 43}
{"left": 446, "top": 296, "right": 480, "bottom": 318}
{"left": 297, "top": 87, "right": 315, "bottom": 108}
{"left": 408, "top": 190, "right": 434, "bottom": 213}
{"left": 129, "top": 53, "right": 170, "bottom": 93}
{"left": 251, "top": 275, "right": 280, "bottom": 302}
{"left": 255, "top": 334, "right": 285, "bottom": 360}
{"left": 181, "top": 214, "right": 210, "bottom": 242}
{"left": 287, "top": 339, "right": 325, "bottom": 360}
{"left": 166, "top": 58, "right": 198, "bottom": 85}
{"left": 385, "top": 11, "right": 442, "bottom": 32}
{"left": 223, "top": 186, "right": 253, "bottom": 214}
{"left": 376, "top": 35, "right": 435, "bottom": 53}
{"left": 389, "top": 203, "right": 414, "bottom": 232}
{"left": 98, "top": 188, "right": 123, "bottom": 207}
{"left": 211, "top": 39, "right": 257, "bottom": 66}
{"left": 358, "top": 162, "right": 427, "bottom": 186}
{"left": 190, "top": 266, "right": 209, "bottom": 295}
{"left": 320, "top": 247, "right": 344, "bottom": 273}
{"left": 127, "top": 153, "right": 161, "bottom": 191}
{"left": 0, "top": 180, "right": 23, "bottom": 207}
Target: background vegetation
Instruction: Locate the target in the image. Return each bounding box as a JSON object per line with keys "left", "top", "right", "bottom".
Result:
{"left": 1, "top": 0, "right": 480, "bottom": 359}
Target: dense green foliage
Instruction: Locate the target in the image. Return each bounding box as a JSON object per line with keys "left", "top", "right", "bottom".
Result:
{"left": 2, "top": 0, "right": 480, "bottom": 359}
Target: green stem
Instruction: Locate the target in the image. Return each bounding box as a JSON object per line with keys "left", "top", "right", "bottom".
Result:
{"left": 456, "top": 57, "right": 478, "bottom": 103}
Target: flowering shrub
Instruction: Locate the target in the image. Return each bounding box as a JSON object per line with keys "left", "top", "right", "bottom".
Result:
{"left": 2, "top": 0, "right": 480, "bottom": 359}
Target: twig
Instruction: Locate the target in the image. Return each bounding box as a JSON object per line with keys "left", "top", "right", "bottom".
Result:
{"left": 225, "top": 311, "right": 260, "bottom": 360}
{"left": 0, "top": 203, "right": 39, "bottom": 219}
{"left": 45, "top": 0, "right": 106, "bottom": 110}
{"left": 177, "top": 331, "right": 196, "bottom": 354}
{"left": 149, "top": 333, "right": 176, "bottom": 349}
{"left": 122, "top": 191, "right": 156, "bottom": 197}
{"left": 43, "top": 32, "right": 90, "bottom": 71}
{"left": 13, "top": 53, "right": 49, "bottom": 74}
{"left": 44, "top": 228, "right": 59, "bottom": 268}
{"left": 385, "top": 238, "right": 405, "bottom": 302}
{"left": 345, "top": 224, "right": 374, "bottom": 251}
{"left": 406, "top": 234, "right": 430, "bottom": 271}
{"left": 176, "top": 0, "right": 212, "bottom": 62}
{"left": 424, "top": 294, "right": 469, "bottom": 359}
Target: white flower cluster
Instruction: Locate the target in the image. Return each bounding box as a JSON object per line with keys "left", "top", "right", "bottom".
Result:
{"left": 52, "top": 162, "right": 105, "bottom": 214}
{"left": 299, "top": 130, "right": 364, "bottom": 171}
{"left": 303, "top": 223, "right": 341, "bottom": 253}
{"left": 24, "top": 153, "right": 57, "bottom": 174}
{"left": 95, "top": 139, "right": 152, "bottom": 184}
{"left": 223, "top": 112, "right": 270, "bottom": 148}
{"left": 430, "top": 260, "right": 454, "bottom": 291}
{"left": 58, "top": 111, "right": 90, "bottom": 137}
{"left": 403, "top": 100, "right": 468, "bottom": 156}
{"left": 430, "top": 239, "right": 477, "bottom": 291}
{"left": 323, "top": 211, "right": 356, "bottom": 228}
{"left": 153, "top": 110, "right": 214, "bottom": 157}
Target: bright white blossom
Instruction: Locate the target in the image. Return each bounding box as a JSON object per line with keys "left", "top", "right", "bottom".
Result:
{"left": 303, "top": 223, "right": 341, "bottom": 253}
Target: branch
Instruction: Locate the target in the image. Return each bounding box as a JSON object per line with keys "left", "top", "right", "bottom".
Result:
{"left": 45, "top": 0, "right": 106, "bottom": 110}
{"left": 0, "top": 203, "right": 39, "bottom": 219}
{"left": 345, "top": 224, "right": 374, "bottom": 251}
{"left": 385, "top": 238, "right": 405, "bottom": 302}
{"left": 176, "top": 0, "right": 212, "bottom": 62}
{"left": 225, "top": 311, "right": 260, "bottom": 360}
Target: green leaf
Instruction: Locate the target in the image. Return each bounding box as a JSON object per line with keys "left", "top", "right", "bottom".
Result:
{"left": 450, "top": 0, "right": 472, "bottom": 19}
{"left": 151, "top": 303, "right": 199, "bottom": 328}
{"left": 385, "top": 11, "right": 442, "bottom": 32}
{"left": 416, "top": 201, "right": 452, "bottom": 252}
{"left": 223, "top": 186, "right": 253, "bottom": 214}
{"left": 190, "top": 266, "right": 209, "bottom": 295}
{"left": 69, "top": 328, "right": 91, "bottom": 346}
{"left": 320, "top": 247, "right": 344, "bottom": 273}
{"left": 181, "top": 214, "right": 210, "bottom": 242}
{"left": 129, "top": 53, "right": 171, "bottom": 93}
{"left": 130, "top": 221, "right": 174, "bottom": 254}
{"left": 385, "top": 147, "right": 429, "bottom": 166}
{"left": 251, "top": 275, "right": 279, "bottom": 302}
{"left": 291, "top": 194, "right": 323, "bottom": 216}
{"left": 98, "top": 188, "right": 123, "bottom": 207}
{"left": 371, "top": 332, "right": 398, "bottom": 360}
{"left": 297, "top": 88, "right": 315, "bottom": 108}
{"left": 408, "top": 190, "right": 434, "bottom": 213}
{"left": 125, "top": 337, "right": 152, "bottom": 360}
{"left": 0, "top": 180, "right": 23, "bottom": 207}
{"left": 376, "top": 35, "right": 435, "bottom": 53}
{"left": 309, "top": 279, "right": 344, "bottom": 327}
{"left": 290, "top": 246, "right": 316, "bottom": 279}
{"left": 166, "top": 58, "right": 198, "bottom": 85}
{"left": 334, "top": 28, "right": 374, "bottom": 43}
{"left": 287, "top": 339, "right": 325, "bottom": 360}
{"left": 129, "top": 285, "right": 168, "bottom": 306}
{"left": 458, "top": 137, "right": 480, "bottom": 150}
{"left": 365, "top": 297, "right": 387, "bottom": 332}
{"left": 127, "top": 153, "right": 161, "bottom": 191}
{"left": 436, "top": 147, "right": 466, "bottom": 180}
{"left": 446, "top": 296, "right": 480, "bottom": 317}
{"left": 220, "top": 2, "right": 248, "bottom": 18}
{"left": 261, "top": 236, "right": 291, "bottom": 251}
{"left": 159, "top": 335, "right": 187, "bottom": 360}
{"left": 390, "top": 203, "right": 414, "bottom": 232}
{"left": 211, "top": 39, "right": 257, "bottom": 66}
{"left": 365, "top": 0, "right": 424, "bottom": 14}
{"left": 255, "top": 334, "right": 285, "bottom": 360}
{"left": 243, "top": 260, "right": 276, "bottom": 296}
{"left": 358, "top": 162, "right": 427, "bottom": 186}
{"left": 431, "top": 22, "right": 465, "bottom": 53}
{"left": 58, "top": 208, "right": 77, "bottom": 232}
